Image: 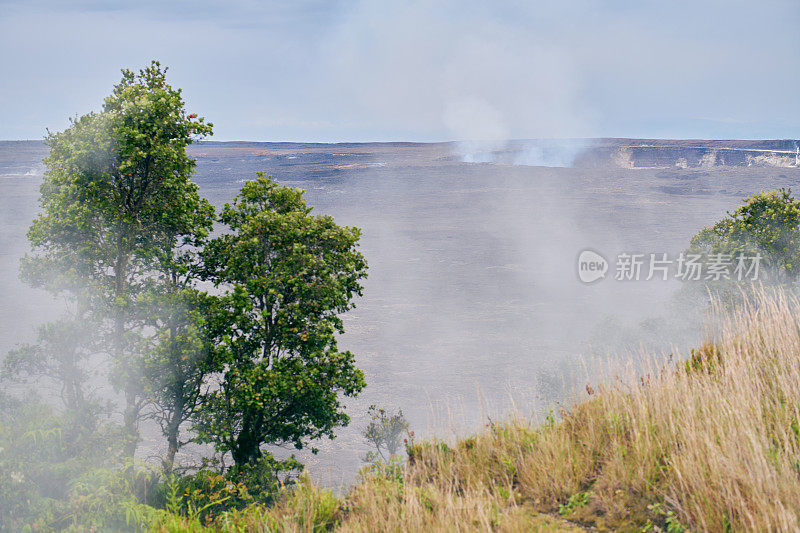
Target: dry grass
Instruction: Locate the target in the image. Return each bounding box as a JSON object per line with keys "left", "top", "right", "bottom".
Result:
{"left": 153, "top": 288, "right": 800, "bottom": 532}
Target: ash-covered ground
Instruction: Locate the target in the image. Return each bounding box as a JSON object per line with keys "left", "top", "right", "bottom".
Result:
{"left": 2, "top": 139, "right": 799, "bottom": 488}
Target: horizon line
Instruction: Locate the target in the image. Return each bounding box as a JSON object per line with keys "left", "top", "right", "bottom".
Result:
{"left": 2, "top": 137, "right": 799, "bottom": 145}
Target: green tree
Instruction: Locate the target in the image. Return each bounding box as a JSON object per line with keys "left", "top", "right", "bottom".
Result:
{"left": 195, "top": 174, "right": 368, "bottom": 466}
{"left": 22, "top": 60, "right": 214, "bottom": 457}
{"left": 688, "top": 188, "right": 800, "bottom": 284}
{"left": 140, "top": 287, "right": 218, "bottom": 471}
{"left": 3, "top": 311, "right": 103, "bottom": 429}
{"left": 362, "top": 405, "right": 410, "bottom": 462}
{"left": 139, "top": 185, "right": 216, "bottom": 471}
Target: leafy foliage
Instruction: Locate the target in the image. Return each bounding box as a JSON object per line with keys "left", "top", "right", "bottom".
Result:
{"left": 0, "top": 398, "right": 126, "bottom": 530}
{"left": 362, "top": 405, "right": 410, "bottom": 462}
{"left": 160, "top": 454, "right": 302, "bottom": 525}
{"left": 688, "top": 188, "right": 800, "bottom": 283}
{"left": 140, "top": 287, "right": 219, "bottom": 470}
{"left": 22, "top": 60, "right": 214, "bottom": 456}
{"left": 194, "top": 173, "right": 368, "bottom": 466}
{"left": 3, "top": 312, "right": 104, "bottom": 422}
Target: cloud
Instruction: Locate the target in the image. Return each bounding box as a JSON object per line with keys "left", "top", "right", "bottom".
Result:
{"left": 1, "top": 0, "right": 798, "bottom": 140}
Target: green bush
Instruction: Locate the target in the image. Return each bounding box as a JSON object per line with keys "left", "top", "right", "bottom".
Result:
{"left": 157, "top": 453, "right": 302, "bottom": 526}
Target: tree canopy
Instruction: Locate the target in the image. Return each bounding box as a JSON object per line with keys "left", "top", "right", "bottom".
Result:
{"left": 195, "top": 173, "right": 368, "bottom": 466}
{"left": 21, "top": 61, "right": 215, "bottom": 456}
{"left": 689, "top": 188, "right": 800, "bottom": 284}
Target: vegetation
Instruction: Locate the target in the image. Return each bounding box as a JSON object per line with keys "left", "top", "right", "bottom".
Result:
{"left": 148, "top": 288, "right": 800, "bottom": 531}
{"left": 0, "top": 62, "right": 366, "bottom": 530}
{"left": 595, "top": 187, "right": 800, "bottom": 357}
{"left": 362, "top": 405, "right": 410, "bottom": 463}
{"left": 689, "top": 188, "right": 800, "bottom": 284}
{"left": 194, "top": 175, "right": 367, "bottom": 467}
{"left": 22, "top": 61, "right": 216, "bottom": 458}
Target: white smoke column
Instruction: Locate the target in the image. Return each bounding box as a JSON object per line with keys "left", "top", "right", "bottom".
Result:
{"left": 326, "top": 0, "right": 596, "bottom": 148}
{"left": 443, "top": 96, "right": 509, "bottom": 163}
{"left": 512, "top": 139, "right": 594, "bottom": 168}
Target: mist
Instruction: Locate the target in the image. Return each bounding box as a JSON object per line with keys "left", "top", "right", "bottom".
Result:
{"left": 4, "top": 140, "right": 799, "bottom": 493}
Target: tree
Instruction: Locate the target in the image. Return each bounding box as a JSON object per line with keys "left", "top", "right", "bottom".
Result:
{"left": 194, "top": 173, "right": 368, "bottom": 466}
{"left": 688, "top": 188, "right": 800, "bottom": 284}
{"left": 362, "top": 405, "right": 410, "bottom": 462}
{"left": 138, "top": 182, "right": 217, "bottom": 471}
{"left": 2, "top": 311, "right": 103, "bottom": 429}
{"left": 140, "top": 287, "right": 218, "bottom": 470}
{"left": 22, "top": 60, "right": 214, "bottom": 457}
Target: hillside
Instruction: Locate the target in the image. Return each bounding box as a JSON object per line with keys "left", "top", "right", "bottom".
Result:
{"left": 148, "top": 288, "right": 800, "bottom": 532}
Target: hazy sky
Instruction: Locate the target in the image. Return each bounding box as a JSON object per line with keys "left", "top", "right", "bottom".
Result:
{"left": 1, "top": 0, "right": 798, "bottom": 141}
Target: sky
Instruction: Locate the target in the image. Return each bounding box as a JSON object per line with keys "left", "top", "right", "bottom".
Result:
{"left": 0, "top": 0, "right": 798, "bottom": 142}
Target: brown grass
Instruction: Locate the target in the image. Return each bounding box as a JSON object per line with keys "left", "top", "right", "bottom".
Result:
{"left": 153, "top": 288, "right": 800, "bottom": 532}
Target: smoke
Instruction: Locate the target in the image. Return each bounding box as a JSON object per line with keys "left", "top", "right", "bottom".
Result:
{"left": 326, "top": 1, "right": 596, "bottom": 143}
{"left": 511, "top": 139, "right": 592, "bottom": 168}
{"left": 275, "top": 152, "right": 743, "bottom": 486}
{"left": 329, "top": 1, "right": 600, "bottom": 167}
{"left": 453, "top": 138, "right": 595, "bottom": 167}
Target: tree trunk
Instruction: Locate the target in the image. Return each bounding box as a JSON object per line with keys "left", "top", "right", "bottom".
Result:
{"left": 114, "top": 227, "right": 139, "bottom": 459}
{"left": 164, "top": 426, "right": 179, "bottom": 472}
{"left": 122, "top": 391, "right": 140, "bottom": 458}
{"left": 163, "top": 391, "right": 184, "bottom": 472}
{"left": 232, "top": 418, "right": 262, "bottom": 466}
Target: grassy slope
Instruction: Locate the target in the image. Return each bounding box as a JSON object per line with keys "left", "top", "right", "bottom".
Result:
{"left": 152, "top": 290, "right": 800, "bottom": 532}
